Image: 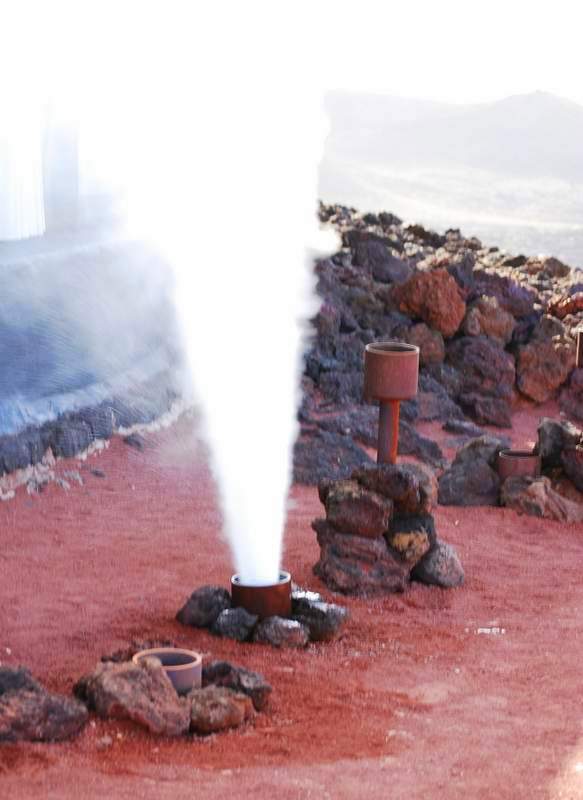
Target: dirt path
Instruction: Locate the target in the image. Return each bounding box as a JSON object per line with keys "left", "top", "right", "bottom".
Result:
{"left": 2, "top": 405, "right": 583, "bottom": 799}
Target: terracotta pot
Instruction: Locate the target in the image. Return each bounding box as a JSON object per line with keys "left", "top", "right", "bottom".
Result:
{"left": 132, "top": 647, "right": 202, "bottom": 695}
{"left": 497, "top": 449, "right": 541, "bottom": 481}
{"left": 363, "top": 341, "right": 420, "bottom": 464}
{"left": 363, "top": 341, "right": 420, "bottom": 402}
{"left": 231, "top": 570, "right": 292, "bottom": 619}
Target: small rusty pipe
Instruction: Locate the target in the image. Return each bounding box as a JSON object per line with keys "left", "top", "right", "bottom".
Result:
{"left": 378, "top": 399, "right": 400, "bottom": 464}
{"left": 577, "top": 331, "right": 583, "bottom": 369}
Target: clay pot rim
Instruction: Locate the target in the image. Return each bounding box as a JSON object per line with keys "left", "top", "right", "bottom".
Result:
{"left": 498, "top": 449, "right": 540, "bottom": 460}
{"left": 132, "top": 647, "right": 203, "bottom": 672}
{"left": 365, "top": 341, "right": 420, "bottom": 356}
{"left": 231, "top": 570, "right": 291, "bottom": 589}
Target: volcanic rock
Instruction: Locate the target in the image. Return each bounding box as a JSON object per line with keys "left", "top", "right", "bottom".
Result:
{"left": 500, "top": 476, "right": 583, "bottom": 522}
{"left": 189, "top": 686, "right": 254, "bottom": 735}
{"left": 560, "top": 368, "right": 583, "bottom": 422}
{"left": 291, "top": 596, "right": 349, "bottom": 642}
{"left": 352, "top": 462, "right": 437, "bottom": 515}
{"left": 293, "top": 428, "right": 373, "bottom": 485}
{"left": 442, "top": 419, "right": 485, "bottom": 438}
{"left": 75, "top": 659, "right": 190, "bottom": 736}
{"left": 416, "top": 373, "right": 465, "bottom": 422}
{"left": 412, "top": 541, "right": 464, "bottom": 588}
{"left": 202, "top": 661, "right": 272, "bottom": 712}
{"left": 537, "top": 418, "right": 582, "bottom": 469}
{"left": 516, "top": 320, "right": 576, "bottom": 402}
{"left": 391, "top": 268, "right": 466, "bottom": 337}
{"left": 0, "top": 666, "right": 42, "bottom": 695}
{"left": 176, "top": 586, "right": 232, "bottom": 628}
{"left": 101, "top": 639, "right": 177, "bottom": 663}
{"left": 0, "top": 689, "right": 88, "bottom": 743}
{"left": 472, "top": 266, "right": 538, "bottom": 317}
{"left": 42, "top": 418, "right": 93, "bottom": 459}
{"left": 76, "top": 404, "right": 115, "bottom": 440}
{"left": 561, "top": 446, "right": 583, "bottom": 493}
{"left": 439, "top": 460, "right": 500, "bottom": 507}
{"left": 0, "top": 429, "right": 44, "bottom": 474}
{"left": 386, "top": 513, "right": 436, "bottom": 567}
{"left": 322, "top": 479, "right": 392, "bottom": 538}
{"left": 438, "top": 435, "right": 506, "bottom": 506}
{"left": 211, "top": 608, "right": 259, "bottom": 642}
{"left": 447, "top": 336, "right": 515, "bottom": 427}
{"left": 352, "top": 238, "right": 411, "bottom": 284}
{"left": 463, "top": 295, "right": 516, "bottom": 345}
{"left": 397, "top": 420, "right": 446, "bottom": 468}
{"left": 548, "top": 291, "right": 583, "bottom": 320}
{"left": 252, "top": 616, "right": 310, "bottom": 648}
{"left": 542, "top": 256, "right": 570, "bottom": 278}
{"left": 404, "top": 322, "right": 445, "bottom": 365}
{"left": 312, "top": 518, "right": 410, "bottom": 595}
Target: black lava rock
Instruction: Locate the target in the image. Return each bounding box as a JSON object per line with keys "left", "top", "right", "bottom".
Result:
{"left": 211, "top": 608, "right": 258, "bottom": 642}
{"left": 202, "top": 660, "right": 272, "bottom": 711}
{"left": 176, "top": 586, "right": 232, "bottom": 628}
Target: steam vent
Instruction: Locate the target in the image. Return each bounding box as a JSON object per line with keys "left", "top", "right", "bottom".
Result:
{"left": 312, "top": 463, "right": 463, "bottom": 594}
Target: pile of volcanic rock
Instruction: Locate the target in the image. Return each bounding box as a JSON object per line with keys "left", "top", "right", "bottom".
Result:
{"left": 294, "top": 202, "right": 583, "bottom": 485}
{"left": 74, "top": 655, "right": 271, "bottom": 737}
{"left": 312, "top": 461, "right": 464, "bottom": 594}
{"left": 1, "top": 655, "right": 273, "bottom": 742}
{"left": 438, "top": 421, "right": 583, "bottom": 523}
{"left": 176, "top": 584, "right": 349, "bottom": 648}
{"left": 501, "top": 418, "right": 583, "bottom": 523}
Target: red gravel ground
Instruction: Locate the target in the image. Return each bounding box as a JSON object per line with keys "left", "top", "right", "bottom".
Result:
{"left": 2, "top": 402, "right": 583, "bottom": 799}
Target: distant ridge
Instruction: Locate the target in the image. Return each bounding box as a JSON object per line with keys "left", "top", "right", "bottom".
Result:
{"left": 325, "top": 91, "right": 583, "bottom": 180}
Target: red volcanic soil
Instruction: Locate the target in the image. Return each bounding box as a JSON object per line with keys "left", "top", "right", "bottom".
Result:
{"left": 2, "top": 403, "right": 583, "bottom": 799}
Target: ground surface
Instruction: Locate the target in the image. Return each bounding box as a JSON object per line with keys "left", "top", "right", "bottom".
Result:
{"left": 2, "top": 404, "right": 583, "bottom": 799}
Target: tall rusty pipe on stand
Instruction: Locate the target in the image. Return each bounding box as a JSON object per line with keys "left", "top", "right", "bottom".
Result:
{"left": 363, "top": 342, "right": 420, "bottom": 464}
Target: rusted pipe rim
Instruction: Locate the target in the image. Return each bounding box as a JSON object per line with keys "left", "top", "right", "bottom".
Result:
{"left": 498, "top": 449, "right": 539, "bottom": 459}
{"left": 231, "top": 570, "right": 291, "bottom": 589}
{"left": 365, "top": 341, "right": 420, "bottom": 356}
{"left": 132, "top": 647, "right": 202, "bottom": 672}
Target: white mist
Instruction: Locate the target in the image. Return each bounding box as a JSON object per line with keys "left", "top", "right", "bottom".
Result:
{"left": 119, "top": 10, "right": 336, "bottom": 585}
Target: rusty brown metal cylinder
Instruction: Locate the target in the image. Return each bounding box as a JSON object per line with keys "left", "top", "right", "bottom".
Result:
{"left": 577, "top": 331, "right": 583, "bottom": 369}
{"left": 363, "top": 342, "right": 420, "bottom": 402}
{"left": 231, "top": 571, "right": 292, "bottom": 619}
{"left": 363, "top": 341, "right": 419, "bottom": 465}
{"left": 497, "top": 449, "right": 541, "bottom": 481}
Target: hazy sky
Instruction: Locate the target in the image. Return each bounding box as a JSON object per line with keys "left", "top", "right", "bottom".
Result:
{"left": 321, "top": 0, "right": 583, "bottom": 106}
{"left": 4, "top": 1, "right": 581, "bottom": 109}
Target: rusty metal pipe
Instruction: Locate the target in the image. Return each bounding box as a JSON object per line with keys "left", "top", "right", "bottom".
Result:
{"left": 577, "top": 331, "right": 583, "bottom": 369}
{"left": 378, "top": 399, "right": 400, "bottom": 464}
{"left": 231, "top": 570, "right": 292, "bottom": 619}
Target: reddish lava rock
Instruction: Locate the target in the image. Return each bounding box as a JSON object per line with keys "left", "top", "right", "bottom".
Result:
{"left": 391, "top": 268, "right": 466, "bottom": 338}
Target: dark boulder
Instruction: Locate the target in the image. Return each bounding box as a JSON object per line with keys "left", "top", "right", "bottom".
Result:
{"left": 211, "top": 608, "right": 258, "bottom": 642}
{"left": 252, "top": 616, "right": 310, "bottom": 648}
{"left": 176, "top": 586, "right": 232, "bottom": 628}
{"left": 202, "top": 661, "right": 272, "bottom": 711}
{"left": 412, "top": 541, "right": 464, "bottom": 588}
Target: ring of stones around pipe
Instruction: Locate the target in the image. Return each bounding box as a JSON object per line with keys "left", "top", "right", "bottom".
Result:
{"left": 73, "top": 654, "right": 275, "bottom": 737}
{"left": 175, "top": 584, "right": 349, "bottom": 648}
